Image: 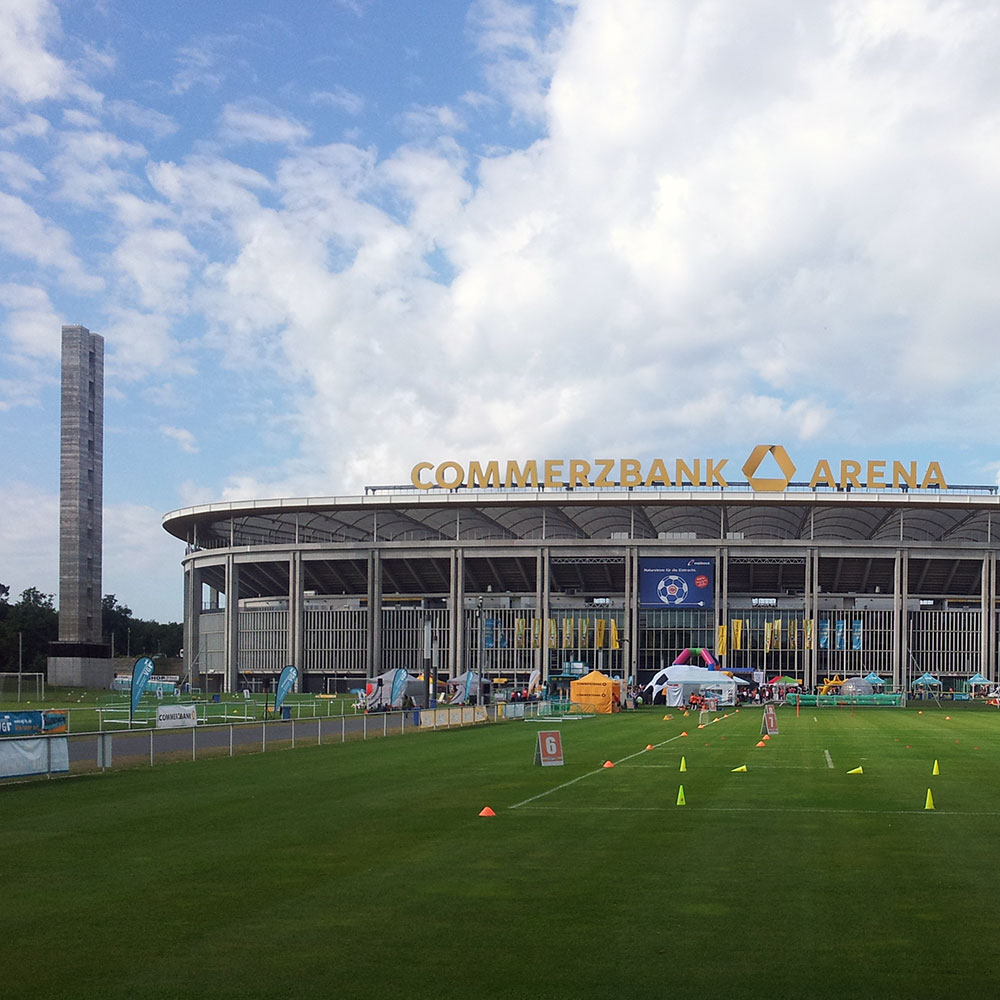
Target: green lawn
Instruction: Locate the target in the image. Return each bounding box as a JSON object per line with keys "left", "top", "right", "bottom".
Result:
{"left": 3, "top": 703, "right": 999, "bottom": 999}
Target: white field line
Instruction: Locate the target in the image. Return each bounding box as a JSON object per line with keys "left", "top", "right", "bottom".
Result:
{"left": 824, "top": 749, "right": 834, "bottom": 768}
{"left": 508, "top": 730, "right": 691, "bottom": 810}
{"left": 513, "top": 805, "right": 986, "bottom": 816}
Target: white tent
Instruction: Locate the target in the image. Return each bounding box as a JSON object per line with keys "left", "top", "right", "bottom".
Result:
{"left": 365, "top": 668, "right": 418, "bottom": 709}
{"left": 644, "top": 665, "right": 737, "bottom": 707}
{"left": 446, "top": 671, "right": 490, "bottom": 704}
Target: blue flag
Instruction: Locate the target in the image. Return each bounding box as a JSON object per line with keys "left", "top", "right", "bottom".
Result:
{"left": 390, "top": 668, "right": 408, "bottom": 706}
{"left": 131, "top": 656, "right": 155, "bottom": 717}
{"left": 275, "top": 664, "right": 299, "bottom": 713}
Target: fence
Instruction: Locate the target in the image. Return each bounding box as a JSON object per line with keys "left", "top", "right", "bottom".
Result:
{"left": 0, "top": 705, "right": 499, "bottom": 784}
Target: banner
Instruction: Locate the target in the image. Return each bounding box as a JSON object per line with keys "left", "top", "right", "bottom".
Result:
{"left": 773, "top": 619, "right": 782, "bottom": 650}
{"left": 578, "top": 619, "right": 590, "bottom": 647}
{"left": 0, "top": 711, "right": 67, "bottom": 736}
{"left": 0, "top": 738, "right": 69, "bottom": 778}
{"left": 818, "top": 620, "right": 829, "bottom": 650}
{"left": 484, "top": 617, "right": 496, "bottom": 650}
{"left": 716, "top": 624, "right": 728, "bottom": 656}
{"left": 131, "top": 656, "right": 155, "bottom": 717}
{"left": 851, "top": 619, "right": 863, "bottom": 652}
{"left": 157, "top": 704, "right": 197, "bottom": 729}
{"left": 790, "top": 622, "right": 798, "bottom": 650}
{"left": 548, "top": 618, "right": 557, "bottom": 649}
{"left": 609, "top": 618, "right": 620, "bottom": 650}
{"left": 731, "top": 619, "right": 743, "bottom": 651}
{"left": 805, "top": 619, "right": 814, "bottom": 650}
{"left": 275, "top": 664, "right": 299, "bottom": 712}
{"left": 515, "top": 619, "right": 527, "bottom": 649}
{"left": 531, "top": 619, "right": 542, "bottom": 649}
{"left": 638, "top": 558, "right": 715, "bottom": 608}
{"left": 835, "top": 619, "right": 846, "bottom": 651}
{"left": 562, "top": 618, "right": 573, "bottom": 648}
{"left": 764, "top": 621, "right": 773, "bottom": 653}
{"left": 594, "top": 619, "right": 606, "bottom": 649}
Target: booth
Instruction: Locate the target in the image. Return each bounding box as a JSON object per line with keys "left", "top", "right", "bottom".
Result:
{"left": 569, "top": 670, "right": 620, "bottom": 714}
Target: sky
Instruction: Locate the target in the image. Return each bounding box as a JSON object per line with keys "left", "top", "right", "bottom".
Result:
{"left": 2, "top": 0, "right": 1000, "bottom": 623}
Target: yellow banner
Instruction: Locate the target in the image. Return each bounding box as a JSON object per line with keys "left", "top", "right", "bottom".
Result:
{"left": 773, "top": 619, "right": 782, "bottom": 650}
{"left": 578, "top": 619, "right": 590, "bottom": 647}
{"left": 562, "top": 618, "right": 573, "bottom": 648}
{"left": 764, "top": 621, "right": 774, "bottom": 653}
{"left": 732, "top": 619, "right": 743, "bottom": 651}
{"left": 515, "top": 619, "right": 527, "bottom": 649}
{"left": 548, "top": 618, "right": 557, "bottom": 649}
{"left": 790, "top": 622, "right": 798, "bottom": 650}
{"left": 531, "top": 618, "right": 542, "bottom": 649}
{"left": 595, "top": 619, "right": 606, "bottom": 649}
{"left": 610, "top": 618, "right": 620, "bottom": 650}
{"left": 717, "top": 623, "right": 728, "bottom": 656}
{"left": 804, "top": 619, "right": 814, "bottom": 650}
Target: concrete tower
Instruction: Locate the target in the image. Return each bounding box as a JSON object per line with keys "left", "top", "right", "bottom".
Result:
{"left": 49, "top": 324, "right": 112, "bottom": 686}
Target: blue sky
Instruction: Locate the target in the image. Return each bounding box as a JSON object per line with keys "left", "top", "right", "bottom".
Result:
{"left": 2, "top": 0, "right": 1000, "bottom": 621}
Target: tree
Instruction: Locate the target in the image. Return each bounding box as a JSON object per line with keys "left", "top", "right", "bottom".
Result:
{"left": 0, "top": 588, "right": 58, "bottom": 673}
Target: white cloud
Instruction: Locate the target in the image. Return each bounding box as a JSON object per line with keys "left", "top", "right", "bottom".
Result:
{"left": 160, "top": 426, "right": 199, "bottom": 454}
{"left": 108, "top": 99, "right": 178, "bottom": 139}
{"left": 0, "top": 112, "right": 50, "bottom": 142}
{"left": 0, "top": 482, "right": 59, "bottom": 600}
{"left": 112, "top": 227, "right": 198, "bottom": 312}
{"left": 219, "top": 101, "right": 311, "bottom": 145}
{"left": 0, "top": 283, "right": 60, "bottom": 359}
{"left": 101, "top": 308, "right": 195, "bottom": 383}
{"left": 311, "top": 87, "right": 365, "bottom": 116}
{"left": 0, "top": 151, "right": 44, "bottom": 191}
{"left": 0, "top": 0, "right": 70, "bottom": 103}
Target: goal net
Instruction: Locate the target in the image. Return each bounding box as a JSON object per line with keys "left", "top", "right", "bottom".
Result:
{"left": 0, "top": 672, "right": 45, "bottom": 702}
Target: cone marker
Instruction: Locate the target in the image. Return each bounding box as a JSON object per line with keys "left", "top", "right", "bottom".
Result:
{"left": 479, "top": 807, "right": 496, "bottom": 817}
{"left": 676, "top": 785, "right": 686, "bottom": 806}
{"left": 932, "top": 760, "right": 940, "bottom": 776}
{"left": 679, "top": 756, "right": 687, "bottom": 772}
{"left": 924, "top": 788, "right": 935, "bottom": 810}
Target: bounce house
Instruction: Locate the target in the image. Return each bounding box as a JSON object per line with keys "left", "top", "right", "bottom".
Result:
{"left": 644, "top": 648, "right": 725, "bottom": 704}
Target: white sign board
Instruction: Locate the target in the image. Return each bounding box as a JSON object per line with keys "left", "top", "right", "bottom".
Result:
{"left": 157, "top": 704, "right": 197, "bottom": 729}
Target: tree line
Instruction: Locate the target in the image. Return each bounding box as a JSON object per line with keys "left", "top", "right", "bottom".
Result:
{"left": 0, "top": 585, "right": 183, "bottom": 674}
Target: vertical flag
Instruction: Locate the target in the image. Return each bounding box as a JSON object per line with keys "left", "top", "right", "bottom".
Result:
{"left": 275, "top": 664, "right": 300, "bottom": 713}
{"left": 595, "top": 619, "right": 607, "bottom": 649}
{"left": 804, "top": 619, "right": 814, "bottom": 650}
{"left": 548, "top": 618, "right": 557, "bottom": 649}
{"left": 790, "top": 622, "right": 798, "bottom": 650}
{"left": 515, "top": 619, "right": 527, "bottom": 649}
{"left": 716, "top": 623, "right": 728, "bottom": 656}
{"left": 130, "top": 656, "right": 155, "bottom": 719}
{"left": 610, "top": 618, "right": 620, "bottom": 650}
{"left": 578, "top": 619, "right": 590, "bottom": 647}
{"left": 851, "top": 619, "right": 863, "bottom": 651}
{"left": 773, "top": 619, "right": 782, "bottom": 649}
{"left": 731, "top": 619, "right": 743, "bottom": 651}
{"left": 531, "top": 618, "right": 542, "bottom": 649}
{"left": 835, "top": 619, "right": 846, "bottom": 651}
{"left": 764, "top": 621, "right": 774, "bottom": 653}
{"left": 562, "top": 618, "right": 573, "bottom": 648}
{"left": 818, "top": 619, "right": 829, "bottom": 650}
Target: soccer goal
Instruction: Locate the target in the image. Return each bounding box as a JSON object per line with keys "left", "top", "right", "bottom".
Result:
{"left": 0, "top": 672, "right": 45, "bottom": 702}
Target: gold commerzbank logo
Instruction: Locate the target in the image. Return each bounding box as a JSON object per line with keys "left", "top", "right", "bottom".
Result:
{"left": 409, "top": 447, "right": 947, "bottom": 492}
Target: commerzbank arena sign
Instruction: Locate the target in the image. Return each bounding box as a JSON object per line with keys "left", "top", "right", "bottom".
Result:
{"left": 410, "top": 445, "right": 948, "bottom": 493}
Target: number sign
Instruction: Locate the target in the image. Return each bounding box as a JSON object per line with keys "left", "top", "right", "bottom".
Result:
{"left": 535, "top": 729, "right": 565, "bottom": 767}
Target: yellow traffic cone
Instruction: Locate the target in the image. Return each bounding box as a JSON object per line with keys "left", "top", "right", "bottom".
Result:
{"left": 932, "top": 760, "right": 940, "bottom": 776}
{"left": 924, "top": 788, "right": 935, "bottom": 810}
{"left": 676, "top": 785, "right": 686, "bottom": 806}
{"left": 847, "top": 766, "right": 863, "bottom": 775}
{"left": 731, "top": 765, "right": 748, "bottom": 773}
{"left": 679, "top": 756, "right": 687, "bottom": 772}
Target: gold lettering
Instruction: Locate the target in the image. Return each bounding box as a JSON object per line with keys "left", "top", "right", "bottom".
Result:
{"left": 643, "top": 458, "right": 672, "bottom": 487}
{"left": 568, "top": 459, "right": 591, "bottom": 488}
{"left": 620, "top": 459, "right": 642, "bottom": 487}
{"left": 505, "top": 460, "right": 539, "bottom": 488}
{"left": 435, "top": 461, "right": 464, "bottom": 489}
{"left": 594, "top": 458, "right": 615, "bottom": 488}
{"left": 809, "top": 460, "right": 835, "bottom": 489}
{"left": 892, "top": 461, "right": 917, "bottom": 489}
{"left": 411, "top": 462, "right": 433, "bottom": 490}
{"left": 867, "top": 460, "right": 886, "bottom": 488}
{"left": 705, "top": 458, "right": 728, "bottom": 487}
{"left": 468, "top": 460, "right": 501, "bottom": 489}
{"left": 675, "top": 459, "right": 701, "bottom": 486}
{"left": 840, "top": 460, "right": 862, "bottom": 489}
{"left": 922, "top": 462, "right": 947, "bottom": 489}
{"left": 543, "top": 459, "right": 565, "bottom": 488}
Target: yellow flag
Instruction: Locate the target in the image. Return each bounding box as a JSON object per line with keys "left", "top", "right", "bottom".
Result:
{"left": 578, "top": 618, "right": 590, "bottom": 647}
{"left": 732, "top": 618, "right": 743, "bottom": 651}
{"left": 515, "top": 619, "right": 527, "bottom": 649}
{"left": 595, "top": 619, "right": 606, "bottom": 649}
{"left": 548, "top": 618, "right": 557, "bottom": 649}
{"left": 773, "top": 619, "right": 782, "bottom": 649}
{"left": 562, "top": 618, "right": 573, "bottom": 648}
{"left": 804, "top": 619, "right": 814, "bottom": 650}
{"left": 764, "top": 621, "right": 774, "bottom": 653}
{"left": 716, "top": 623, "right": 728, "bottom": 656}
{"left": 610, "top": 618, "right": 621, "bottom": 650}
{"left": 531, "top": 618, "right": 542, "bottom": 649}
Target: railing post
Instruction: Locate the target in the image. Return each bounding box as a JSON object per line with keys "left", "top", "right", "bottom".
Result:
{"left": 150, "top": 729, "right": 154, "bottom": 767}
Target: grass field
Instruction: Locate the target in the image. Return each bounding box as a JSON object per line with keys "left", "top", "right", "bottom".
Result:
{"left": 3, "top": 702, "right": 1000, "bottom": 999}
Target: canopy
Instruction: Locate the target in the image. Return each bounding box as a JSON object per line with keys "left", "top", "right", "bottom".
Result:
{"left": 910, "top": 672, "right": 942, "bottom": 687}
{"left": 768, "top": 675, "right": 798, "bottom": 685}
{"left": 864, "top": 672, "right": 886, "bottom": 685}
{"left": 967, "top": 672, "right": 991, "bottom": 685}
{"left": 570, "top": 670, "right": 619, "bottom": 714}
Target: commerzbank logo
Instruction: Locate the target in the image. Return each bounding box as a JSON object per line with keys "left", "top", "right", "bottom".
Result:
{"left": 741, "top": 445, "right": 796, "bottom": 492}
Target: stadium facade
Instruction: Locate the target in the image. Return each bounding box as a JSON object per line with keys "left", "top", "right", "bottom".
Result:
{"left": 161, "top": 446, "right": 1000, "bottom": 695}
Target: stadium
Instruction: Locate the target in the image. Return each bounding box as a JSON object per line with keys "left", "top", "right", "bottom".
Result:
{"left": 161, "top": 445, "right": 1000, "bottom": 696}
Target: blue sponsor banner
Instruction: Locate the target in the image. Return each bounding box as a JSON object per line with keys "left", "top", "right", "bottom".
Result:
{"left": 818, "top": 620, "right": 830, "bottom": 650}
{"left": 852, "top": 620, "right": 863, "bottom": 651}
{"left": 131, "top": 656, "right": 155, "bottom": 716}
{"left": 0, "top": 711, "right": 65, "bottom": 736}
{"left": 638, "top": 558, "right": 715, "bottom": 609}
{"left": 835, "top": 620, "right": 846, "bottom": 651}
{"left": 390, "top": 668, "right": 408, "bottom": 705}
{"left": 274, "top": 664, "right": 299, "bottom": 712}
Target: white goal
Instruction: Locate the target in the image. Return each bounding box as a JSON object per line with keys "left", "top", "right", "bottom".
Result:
{"left": 0, "top": 672, "right": 45, "bottom": 702}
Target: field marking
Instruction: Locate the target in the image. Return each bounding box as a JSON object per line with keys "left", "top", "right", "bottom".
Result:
{"left": 514, "top": 805, "right": 1000, "bottom": 816}
{"left": 508, "top": 731, "right": 689, "bottom": 810}
{"left": 824, "top": 749, "right": 834, "bottom": 769}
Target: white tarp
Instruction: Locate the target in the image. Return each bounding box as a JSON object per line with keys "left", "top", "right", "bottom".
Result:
{"left": 157, "top": 704, "right": 197, "bottom": 728}
{"left": 0, "top": 738, "right": 69, "bottom": 778}
{"left": 646, "top": 665, "right": 738, "bottom": 706}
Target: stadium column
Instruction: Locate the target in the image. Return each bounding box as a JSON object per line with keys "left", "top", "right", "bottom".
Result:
{"left": 183, "top": 562, "right": 201, "bottom": 690}
{"left": 288, "top": 551, "right": 304, "bottom": 690}
{"left": 981, "top": 553, "right": 997, "bottom": 681}
{"left": 451, "top": 549, "right": 466, "bottom": 673}
{"left": 224, "top": 554, "right": 239, "bottom": 694}
{"left": 717, "top": 545, "right": 727, "bottom": 671}
{"left": 804, "top": 548, "right": 818, "bottom": 690}
{"left": 538, "top": 547, "right": 550, "bottom": 684}
{"left": 891, "top": 549, "right": 905, "bottom": 691}
{"left": 626, "top": 547, "right": 639, "bottom": 681}
{"left": 366, "top": 549, "right": 382, "bottom": 680}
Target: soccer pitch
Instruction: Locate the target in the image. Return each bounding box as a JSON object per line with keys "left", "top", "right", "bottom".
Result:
{"left": 4, "top": 704, "right": 1000, "bottom": 999}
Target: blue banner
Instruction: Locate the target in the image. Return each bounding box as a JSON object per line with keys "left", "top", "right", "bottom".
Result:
{"left": 274, "top": 664, "right": 299, "bottom": 712}
{"left": 390, "top": 668, "right": 408, "bottom": 705}
{"left": 0, "top": 711, "right": 68, "bottom": 736}
{"left": 638, "top": 558, "right": 715, "bottom": 609}
{"left": 851, "top": 620, "right": 863, "bottom": 651}
{"left": 818, "top": 620, "right": 830, "bottom": 649}
{"left": 131, "top": 656, "right": 155, "bottom": 717}
{"left": 835, "top": 620, "right": 846, "bottom": 651}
